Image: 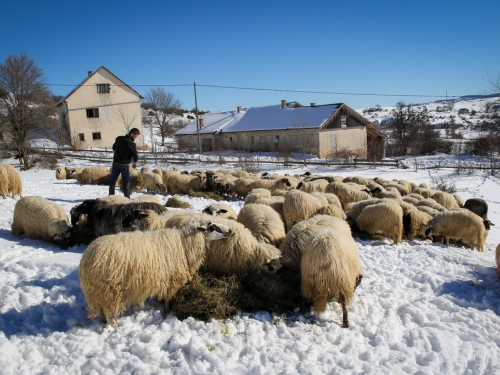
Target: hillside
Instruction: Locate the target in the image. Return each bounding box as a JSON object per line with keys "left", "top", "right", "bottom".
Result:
{"left": 356, "top": 94, "right": 500, "bottom": 140}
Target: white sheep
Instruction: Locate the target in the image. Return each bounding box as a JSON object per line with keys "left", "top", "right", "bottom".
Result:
{"left": 415, "top": 198, "right": 446, "bottom": 212}
{"left": 244, "top": 188, "right": 272, "bottom": 204}
{"left": 0, "top": 167, "right": 9, "bottom": 199}
{"left": 279, "top": 215, "right": 352, "bottom": 271}
{"left": 326, "top": 182, "right": 372, "bottom": 209}
{"left": 166, "top": 173, "right": 206, "bottom": 195}
{"left": 357, "top": 200, "right": 403, "bottom": 244}
{"left": 248, "top": 176, "right": 296, "bottom": 193}
{"left": 301, "top": 227, "right": 363, "bottom": 328}
{"left": 297, "top": 179, "right": 329, "bottom": 193}
{"left": 163, "top": 213, "right": 282, "bottom": 275}
{"left": 202, "top": 202, "right": 238, "bottom": 220}
{"left": 12, "top": 196, "right": 72, "bottom": 248}
{"left": 283, "top": 189, "right": 325, "bottom": 231}
{"left": 141, "top": 170, "right": 167, "bottom": 195}
{"left": 79, "top": 220, "right": 232, "bottom": 328}
{"left": 237, "top": 203, "right": 286, "bottom": 247}
{"left": 345, "top": 198, "right": 382, "bottom": 225}
{"left": 80, "top": 166, "right": 111, "bottom": 185}
{"left": 0, "top": 163, "right": 22, "bottom": 198}
{"left": 55, "top": 167, "right": 66, "bottom": 180}
{"left": 424, "top": 209, "right": 489, "bottom": 252}
{"left": 431, "top": 191, "right": 459, "bottom": 210}
{"left": 403, "top": 208, "right": 433, "bottom": 240}
{"left": 318, "top": 204, "right": 347, "bottom": 220}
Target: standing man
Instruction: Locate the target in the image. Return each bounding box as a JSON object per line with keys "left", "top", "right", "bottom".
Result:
{"left": 109, "top": 128, "right": 140, "bottom": 198}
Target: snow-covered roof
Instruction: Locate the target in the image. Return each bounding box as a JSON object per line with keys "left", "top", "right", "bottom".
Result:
{"left": 176, "top": 102, "right": 343, "bottom": 135}
{"left": 174, "top": 109, "right": 247, "bottom": 135}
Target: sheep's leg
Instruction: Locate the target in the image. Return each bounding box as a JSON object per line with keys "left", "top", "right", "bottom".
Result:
{"left": 340, "top": 294, "right": 349, "bottom": 328}
{"left": 99, "top": 309, "right": 107, "bottom": 324}
{"left": 164, "top": 299, "right": 170, "bottom": 315}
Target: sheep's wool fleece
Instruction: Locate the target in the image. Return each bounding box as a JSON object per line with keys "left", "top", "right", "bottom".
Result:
{"left": 79, "top": 226, "right": 207, "bottom": 320}
{"left": 11, "top": 196, "right": 70, "bottom": 242}
{"left": 301, "top": 228, "right": 362, "bottom": 312}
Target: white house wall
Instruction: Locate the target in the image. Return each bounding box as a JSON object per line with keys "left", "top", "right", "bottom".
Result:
{"left": 60, "top": 68, "right": 143, "bottom": 150}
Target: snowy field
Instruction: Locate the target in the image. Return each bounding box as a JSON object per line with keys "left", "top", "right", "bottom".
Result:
{"left": 1, "top": 154, "right": 500, "bottom": 374}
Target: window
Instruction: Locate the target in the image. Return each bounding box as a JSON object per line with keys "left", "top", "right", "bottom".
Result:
{"left": 309, "top": 134, "right": 314, "bottom": 145}
{"left": 97, "top": 84, "right": 110, "bottom": 93}
{"left": 229, "top": 137, "right": 233, "bottom": 143}
{"left": 260, "top": 135, "right": 266, "bottom": 144}
{"left": 340, "top": 115, "right": 347, "bottom": 128}
{"left": 273, "top": 135, "right": 279, "bottom": 143}
{"left": 79, "top": 133, "right": 85, "bottom": 141}
{"left": 250, "top": 136, "right": 254, "bottom": 144}
{"left": 92, "top": 132, "right": 101, "bottom": 140}
{"left": 86, "top": 108, "right": 99, "bottom": 118}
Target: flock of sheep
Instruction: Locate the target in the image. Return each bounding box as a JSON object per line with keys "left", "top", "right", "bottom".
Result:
{"left": 6, "top": 163, "right": 500, "bottom": 330}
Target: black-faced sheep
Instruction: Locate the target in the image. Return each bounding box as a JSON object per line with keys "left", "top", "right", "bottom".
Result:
{"left": 356, "top": 200, "right": 404, "bottom": 244}
{"left": 424, "top": 209, "right": 489, "bottom": 252}
{"left": 237, "top": 203, "right": 286, "bottom": 247}
{"left": 279, "top": 215, "right": 352, "bottom": 271}
{"left": 301, "top": 228, "right": 363, "bottom": 328}
{"left": 202, "top": 202, "right": 238, "bottom": 220}
{"left": 12, "top": 196, "right": 72, "bottom": 248}
{"left": 79, "top": 220, "right": 232, "bottom": 328}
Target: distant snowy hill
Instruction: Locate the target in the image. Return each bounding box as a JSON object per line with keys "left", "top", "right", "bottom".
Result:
{"left": 356, "top": 94, "right": 500, "bottom": 140}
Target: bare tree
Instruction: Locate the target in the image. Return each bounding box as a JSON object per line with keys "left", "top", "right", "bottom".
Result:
{"left": 143, "top": 88, "right": 182, "bottom": 145}
{"left": 487, "top": 71, "right": 500, "bottom": 93}
{"left": 116, "top": 107, "right": 138, "bottom": 134}
{"left": 0, "top": 52, "right": 56, "bottom": 169}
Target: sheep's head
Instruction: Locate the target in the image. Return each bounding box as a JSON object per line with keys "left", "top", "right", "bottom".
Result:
{"left": 197, "top": 221, "right": 232, "bottom": 240}
{"left": 122, "top": 209, "right": 150, "bottom": 230}
{"left": 423, "top": 225, "right": 435, "bottom": 238}
{"left": 261, "top": 258, "right": 282, "bottom": 275}
{"left": 52, "top": 224, "right": 72, "bottom": 249}
{"left": 202, "top": 206, "right": 228, "bottom": 216}
{"left": 483, "top": 220, "right": 494, "bottom": 230}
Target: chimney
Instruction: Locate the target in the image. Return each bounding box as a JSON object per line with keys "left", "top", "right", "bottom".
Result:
{"left": 237, "top": 106, "right": 241, "bottom": 113}
{"left": 199, "top": 118, "right": 204, "bottom": 128}
{"left": 87, "top": 71, "right": 93, "bottom": 77}
{"left": 281, "top": 100, "right": 287, "bottom": 108}
{"left": 310, "top": 103, "right": 316, "bottom": 107}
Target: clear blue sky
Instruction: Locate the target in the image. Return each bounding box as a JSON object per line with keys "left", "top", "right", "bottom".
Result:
{"left": 2, "top": 0, "right": 499, "bottom": 112}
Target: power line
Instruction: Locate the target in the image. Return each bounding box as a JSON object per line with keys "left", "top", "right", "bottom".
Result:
{"left": 44, "top": 82, "right": 464, "bottom": 99}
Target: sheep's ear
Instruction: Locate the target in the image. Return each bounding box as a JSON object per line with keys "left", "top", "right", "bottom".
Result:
{"left": 196, "top": 225, "right": 208, "bottom": 232}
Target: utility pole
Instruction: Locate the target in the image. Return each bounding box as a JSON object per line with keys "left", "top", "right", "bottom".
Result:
{"left": 194, "top": 82, "right": 202, "bottom": 161}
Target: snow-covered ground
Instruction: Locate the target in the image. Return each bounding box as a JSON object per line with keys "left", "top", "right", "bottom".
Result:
{"left": 357, "top": 95, "right": 500, "bottom": 141}
{"left": 1, "top": 151, "right": 500, "bottom": 374}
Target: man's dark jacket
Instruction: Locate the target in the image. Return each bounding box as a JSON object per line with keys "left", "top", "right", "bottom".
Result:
{"left": 112, "top": 135, "right": 138, "bottom": 165}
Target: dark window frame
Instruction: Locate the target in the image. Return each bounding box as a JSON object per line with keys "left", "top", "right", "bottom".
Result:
{"left": 92, "top": 132, "right": 102, "bottom": 140}
{"left": 79, "top": 133, "right": 85, "bottom": 141}
{"left": 97, "top": 84, "right": 110, "bottom": 93}
{"left": 86, "top": 108, "right": 99, "bottom": 118}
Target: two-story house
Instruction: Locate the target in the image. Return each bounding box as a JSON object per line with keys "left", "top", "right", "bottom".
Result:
{"left": 56, "top": 66, "right": 143, "bottom": 149}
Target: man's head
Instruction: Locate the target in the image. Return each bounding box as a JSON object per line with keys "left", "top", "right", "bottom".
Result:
{"left": 129, "top": 128, "right": 140, "bottom": 140}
